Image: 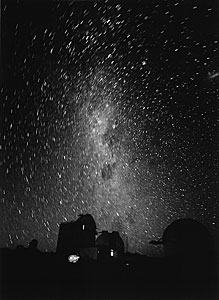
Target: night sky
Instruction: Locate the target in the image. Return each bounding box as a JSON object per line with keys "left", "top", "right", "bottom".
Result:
{"left": 1, "top": 0, "right": 219, "bottom": 256}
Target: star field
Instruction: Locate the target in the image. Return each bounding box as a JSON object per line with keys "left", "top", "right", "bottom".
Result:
{"left": 1, "top": 0, "right": 219, "bottom": 255}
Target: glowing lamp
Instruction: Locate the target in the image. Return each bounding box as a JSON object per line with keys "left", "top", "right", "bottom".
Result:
{"left": 68, "top": 254, "right": 80, "bottom": 263}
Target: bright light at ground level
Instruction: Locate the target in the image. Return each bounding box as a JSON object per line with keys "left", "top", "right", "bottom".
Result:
{"left": 68, "top": 254, "right": 80, "bottom": 263}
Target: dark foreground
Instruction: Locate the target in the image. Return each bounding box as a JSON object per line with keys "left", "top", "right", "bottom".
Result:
{"left": 1, "top": 249, "right": 218, "bottom": 300}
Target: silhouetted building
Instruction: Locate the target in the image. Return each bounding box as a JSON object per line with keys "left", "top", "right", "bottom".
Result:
{"left": 161, "top": 218, "right": 214, "bottom": 258}
{"left": 28, "top": 239, "right": 38, "bottom": 252}
{"left": 151, "top": 218, "right": 216, "bottom": 281}
{"left": 56, "top": 214, "right": 97, "bottom": 259}
{"left": 96, "top": 231, "right": 124, "bottom": 261}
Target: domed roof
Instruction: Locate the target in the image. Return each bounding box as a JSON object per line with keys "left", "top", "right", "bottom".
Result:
{"left": 163, "top": 219, "right": 210, "bottom": 244}
{"left": 162, "top": 218, "right": 213, "bottom": 257}
{"left": 76, "top": 214, "right": 97, "bottom": 232}
{"left": 96, "top": 231, "right": 124, "bottom": 249}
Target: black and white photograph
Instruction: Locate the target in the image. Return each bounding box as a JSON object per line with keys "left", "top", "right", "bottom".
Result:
{"left": 1, "top": 0, "right": 219, "bottom": 299}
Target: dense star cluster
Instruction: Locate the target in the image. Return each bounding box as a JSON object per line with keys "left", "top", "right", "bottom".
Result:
{"left": 1, "top": 0, "right": 218, "bottom": 255}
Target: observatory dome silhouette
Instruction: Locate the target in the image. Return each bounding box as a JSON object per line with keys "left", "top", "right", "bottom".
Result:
{"left": 162, "top": 218, "right": 214, "bottom": 258}
{"left": 76, "top": 214, "right": 97, "bottom": 233}
{"left": 96, "top": 231, "right": 124, "bottom": 260}
{"left": 160, "top": 218, "right": 216, "bottom": 281}
{"left": 56, "top": 214, "right": 97, "bottom": 258}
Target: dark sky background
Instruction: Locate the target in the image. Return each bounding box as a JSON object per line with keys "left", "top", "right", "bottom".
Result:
{"left": 1, "top": 0, "right": 219, "bottom": 256}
